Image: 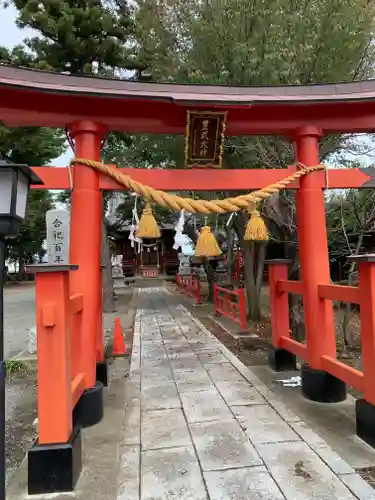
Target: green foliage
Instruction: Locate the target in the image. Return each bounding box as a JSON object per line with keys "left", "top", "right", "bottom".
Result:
{"left": 131, "top": 0, "right": 375, "bottom": 169}
{"left": 8, "top": 189, "right": 55, "bottom": 266}
{"left": 135, "top": 0, "right": 375, "bottom": 85}
{"left": 7, "top": 0, "right": 143, "bottom": 74}
{"left": 0, "top": 44, "right": 39, "bottom": 68}
{"left": 0, "top": 123, "right": 64, "bottom": 269}
{"left": 0, "top": 44, "right": 66, "bottom": 270}
{"left": 0, "top": 124, "right": 64, "bottom": 165}
{"left": 128, "top": 0, "right": 375, "bottom": 238}
{"left": 5, "top": 359, "right": 35, "bottom": 377}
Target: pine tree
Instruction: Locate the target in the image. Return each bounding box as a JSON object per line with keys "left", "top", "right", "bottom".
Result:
{"left": 10, "top": 0, "right": 144, "bottom": 74}
{"left": 5, "top": 0, "right": 147, "bottom": 308}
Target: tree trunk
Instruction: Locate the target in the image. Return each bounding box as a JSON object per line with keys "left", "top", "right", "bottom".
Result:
{"left": 255, "top": 241, "right": 266, "bottom": 302}
{"left": 243, "top": 243, "right": 262, "bottom": 320}
{"left": 224, "top": 225, "right": 235, "bottom": 288}
{"left": 18, "top": 254, "right": 25, "bottom": 281}
{"left": 233, "top": 213, "right": 264, "bottom": 321}
{"left": 342, "top": 231, "right": 364, "bottom": 347}
{"left": 204, "top": 260, "right": 215, "bottom": 302}
{"left": 283, "top": 234, "right": 306, "bottom": 342}
{"left": 101, "top": 217, "right": 116, "bottom": 313}
{"left": 182, "top": 219, "right": 216, "bottom": 302}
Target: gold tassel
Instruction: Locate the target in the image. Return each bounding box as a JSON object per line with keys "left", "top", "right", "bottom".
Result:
{"left": 135, "top": 203, "right": 161, "bottom": 239}
{"left": 244, "top": 207, "right": 269, "bottom": 241}
{"left": 195, "top": 226, "right": 222, "bottom": 257}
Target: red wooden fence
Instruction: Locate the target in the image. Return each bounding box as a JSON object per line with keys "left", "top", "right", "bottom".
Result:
{"left": 29, "top": 265, "right": 86, "bottom": 445}
{"left": 176, "top": 274, "right": 201, "bottom": 303}
{"left": 267, "top": 256, "right": 375, "bottom": 406}
{"left": 213, "top": 284, "right": 247, "bottom": 329}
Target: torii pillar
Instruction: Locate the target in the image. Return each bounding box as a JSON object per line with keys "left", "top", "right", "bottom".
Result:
{"left": 268, "top": 126, "right": 347, "bottom": 403}
{"left": 68, "top": 120, "right": 106, "bottom": 427}
{"left": 295, "top": 126, "right": 346, "bottom": 403}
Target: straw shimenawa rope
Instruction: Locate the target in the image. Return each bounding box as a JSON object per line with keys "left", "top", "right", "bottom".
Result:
{"left": 70, "top": 157, "right": 325, "bottom": 214}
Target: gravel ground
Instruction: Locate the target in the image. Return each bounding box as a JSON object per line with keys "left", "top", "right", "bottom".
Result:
{"left": 4, "top": 283, "right": 36, "bottom": 359}
{"left": 6, "top": 373, "right": 37, "bottom": 485}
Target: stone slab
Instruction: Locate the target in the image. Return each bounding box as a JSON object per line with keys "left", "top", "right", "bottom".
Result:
{"left": 117, "top": 445, "right": 140, "bottom": 500}
{"left": 169, "top": 355, "right": 204, "bottom": 372}
{"left": 141, "top": 343, "right": 166, "bottom": 353}
{"left": 204, "top": 466, "right": 285, "bottom": 500}
{"left": 291, "top": 421, "right": 355, "bottom": 475}
{"left": 180, "top": 389, "right": 232, "bottom": 423}
{"left": 141, "top": 382, "right": 181, "bottom": 411}
{"left": 340, "top": 473, "right": 375, "bottom": 500}
{"left": 206, "top": 363, "right": 245, "bottom": 382}
{"left": 215, "top": 380, "right": 266, "bottom": 406}
{"left": 141, "top": 358, "right": 171, "bottom": 369}
{"left": 165, "top": 344, "right": 195, "bottom": 355}
{"left": 141, "top": 366, "right": 175, "bottom": 384}
{"left": 141, "top": 350, "right": 167, "bottom": 361}
{"left": 189, "top": 340, "right": 219, "bottom": 351}
{"left": 189, "top": 419, "right": 262, "bottom": 471}
{"left": 256, "top": 441, "right": 356, "bottom": 500}
{"left": 141, "top": 446, "right": 208, "bottom": 500}
{"left": 167, "top": 351, "right": 198, "bottom": 361}
{"left": 141, "top": 409, "right": 192, "bottom": 451}
{"left": 233, "top": 404, "right": 301, "bottom": 445}
{"left": 313, "top": 443, "right": 355, "bottom": 475}
{"left": 197, "top": 352, "right": 230, "bottom": 365}
{"left": 174, "top": 370, "right": 216, "bottom": 393}
{"left": 122, "top": 402, "right": 141, "bottom": 446}
{"left": 141, "top": 333, "right": 163, "bottom": 342}
{"left": 122, "top": 288, "right": 375, "bottom": 500}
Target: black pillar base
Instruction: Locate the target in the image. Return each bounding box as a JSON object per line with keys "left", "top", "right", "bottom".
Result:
{"left": 356, "top": 399, "right": 375, "bottom": 449}
{"left": 28, "top": 426, "right": 82, "bottom": 495}
{"left": 268, "top": 346, "right": 296, "bottom": 371}
{"left": 96, "top": 361, "right": 108, "bottom": 387}
{"left": 301, "top": 364, "right": 347, "bottom": 403}
{"left": 73, "top": 381, "right": 103, "bottom": 428}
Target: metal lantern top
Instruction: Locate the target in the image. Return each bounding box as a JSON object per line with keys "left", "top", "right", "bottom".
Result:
{"left": 0, "top": 160, "right": 44, "bottom": 237}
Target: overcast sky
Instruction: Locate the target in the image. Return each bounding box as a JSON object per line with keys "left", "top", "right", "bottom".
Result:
{"left": 0, "top": 5, "right": 36, "bottom": 47}
{"left": 1, "top": 5, "right": 71, "bottom": 165}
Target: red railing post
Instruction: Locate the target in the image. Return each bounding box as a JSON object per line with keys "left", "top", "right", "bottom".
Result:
{"left": 213, "top": 284, "right": 247, "bottom": 330}
{"left": 33, "top": 265, "right": 74, "bottom": 444}
{"left": 267, "top": 260, "right": 297, "bottom": 371}
{"left": 27, "top": 264, "right": 82, "bottom": 495}
{"left": 177, "top": 273, "right": 201, "bottom": 304}
{"left": 350, "top": 254, "right": 375, "bottom": 448}
{"left": 267, "top": 261, "right": 291, "bottom": 346}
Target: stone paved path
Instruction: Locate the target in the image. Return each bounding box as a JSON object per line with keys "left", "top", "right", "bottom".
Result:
{"left": 117, "top": 287, "right": 375, "bottom": 500}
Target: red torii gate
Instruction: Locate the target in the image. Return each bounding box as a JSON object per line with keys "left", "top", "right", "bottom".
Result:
{"left": 2, "top": 65, "right": 375, "bottom": 494}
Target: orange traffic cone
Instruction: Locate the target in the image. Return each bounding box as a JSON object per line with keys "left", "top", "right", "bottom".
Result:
{"left": 112, "top": 317, "right": 128, "bottom": 357}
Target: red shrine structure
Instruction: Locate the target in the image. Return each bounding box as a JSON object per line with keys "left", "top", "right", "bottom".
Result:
{"left": 2, "top": 65, "right": 375, "bottom": 494}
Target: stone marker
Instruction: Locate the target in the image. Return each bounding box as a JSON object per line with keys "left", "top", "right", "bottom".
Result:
{"left": 46, "top": 209, "right": 70, "bottom": 264}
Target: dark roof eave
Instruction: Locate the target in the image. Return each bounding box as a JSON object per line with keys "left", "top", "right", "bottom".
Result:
{"left": 2, "top": 65, "right": 375, "bottom": 105}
